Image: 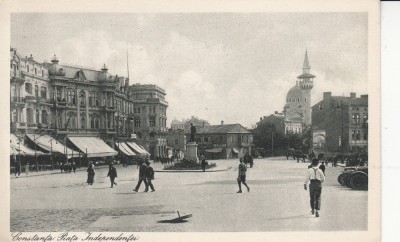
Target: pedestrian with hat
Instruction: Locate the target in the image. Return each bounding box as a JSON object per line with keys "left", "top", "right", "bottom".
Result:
{"left": 107, "top": 163, "right": 118, "bottom": 188}
{"left": 304, "top": 158, "right": 325, "bottom": 217}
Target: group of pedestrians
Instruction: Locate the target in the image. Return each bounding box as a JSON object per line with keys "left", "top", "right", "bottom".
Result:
{"left": 60, "top": 161, "right": 77, "bottom": 173}
{"left": 133, "top": 160, "right": 155, "bottom": 192}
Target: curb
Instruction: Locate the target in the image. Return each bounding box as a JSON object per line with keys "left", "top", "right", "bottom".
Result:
{"left": 155, "top": 166, "right": 232, "bottom": 173}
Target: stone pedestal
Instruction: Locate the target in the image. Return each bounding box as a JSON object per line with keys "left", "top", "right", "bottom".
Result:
{"left": 186, "top": 142, "right": 199, "bottom": 163}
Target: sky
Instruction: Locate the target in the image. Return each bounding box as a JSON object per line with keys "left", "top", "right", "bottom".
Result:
{"left": 11, "top": 13, "right": 368, "bottom": 128}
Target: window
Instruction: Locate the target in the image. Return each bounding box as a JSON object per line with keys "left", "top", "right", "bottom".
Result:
{"left": 80, "top": 117, "right": 86, "bottom": 129}
{"left": 41, "top": 110, "right": 47, "bottom": 124}
{"left": 363, "top": 114, "right": 368, "bottom": 124}
{"left": 356, "top": 131, "right": 360, "bottom": 140}
{"left": 27, "top": 65, "right": 30, "bottom": 72}
{"left": 90, "top": 117, "right": 95, "bottom": 129}
{"left": 40, "top": 87, "right": 47, "bottom": 98}
{"left": 12, "top": 109, "right": 18, "bottom": 122}
{"left": 364, "top": 131, "right": 368, "bottom": 140}
{"left": 95, "top": 118, "right": 99, "bottom": 129}
{"left": 42, "top": 70, "right": 45, "bottom": 76}
{"left": 35, "top": 109, "right": 40, "bottom": 123}
{"left": 149, "top": 117, "right": 156, "bottom": 127}
{"left": 230, "top": 136, "right": 233, "bottom": 143}
{"left": 134, "top": 107, "right": 137, "bottom": 114}
{"left": 79, "top": 91, "right": 86, "bottom": 106}
{"left": 352, "top": 114, "right": 361, "bottom": 124}
{"left": 134, "top": 118, "right": 141, "bottom": 127}
{"left": 35, "top": 68, "right": 37, "bottom": 75}
{"left": 26, "top": 109, "right": 33, "bottom": 123}
{"left": 204, "top": 137, "right": 209, "bottom": 142}
{"left": 34, "top": 85, "right": 39, "bottom": 97}
{"left": 25, "top": 83, "right": 32, "bottom": 94}
{"left": 351, "top": 130, "right": 356, "bottom": 140}
{"left": 319, "top": 104, "right": 323, "bottom": 110}
{"left": 142, "top": 106, "right": 146, "bottom": 113}
{"left": 89, "top": 93, "right": 97, "bottom": 106}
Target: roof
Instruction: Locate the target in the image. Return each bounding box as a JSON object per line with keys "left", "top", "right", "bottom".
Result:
{"left": 286, "top": 85, "right": 303, "bottom": 99}
{"left": 312, "top": 96, "right": 368, "bottom": 108}
{"left": 186, "top": 123, "right": 251, "bottom": 134}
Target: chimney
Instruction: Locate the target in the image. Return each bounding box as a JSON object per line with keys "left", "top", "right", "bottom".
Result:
{"left": 361, "top": 94, "right": 368, "bottom": 99}
{"left": 323, "top": 92, "right": 331, "bottom": 100}
{"left": 260, "top": 117, "right": 262, "bottom": 121}
{"left": 350, "top": 92, "right": 356, "bottom": 98}
{"left": 202, "top": 121, "right": 205, "bottom": 127}
{"left": 274, "top": 111, "right": 278, "bottom": 114}
{"left": 221, "top": 120, "right": 224, "bottom": 125}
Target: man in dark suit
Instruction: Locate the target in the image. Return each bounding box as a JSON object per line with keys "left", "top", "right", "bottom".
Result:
{"left": 133, "top": 161, "right": 148, "bottom": 192}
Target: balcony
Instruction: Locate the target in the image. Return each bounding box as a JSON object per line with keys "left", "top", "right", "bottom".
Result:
{"left": 101, "top": 105, "right": 116, "bottom": 111}
{"left": 25, "top": 95, "right": 37, "bottom": 103}
{"left": 27, "top": 123, "right": 38, "bottom": 129}
{"left": 11, "top": 122, "right": 27, "bottom": 132}
{"left": 10, "top": 96, "right": 25, "bottom": 105}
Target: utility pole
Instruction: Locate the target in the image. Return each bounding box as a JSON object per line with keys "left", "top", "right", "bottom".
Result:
{"left": 271, "top": 131, "right": 274, "bottom": 157}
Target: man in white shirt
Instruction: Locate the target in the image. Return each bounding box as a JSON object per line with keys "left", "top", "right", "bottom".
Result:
{"left": 304, "top": 159, "right": 325, "bottom": 217}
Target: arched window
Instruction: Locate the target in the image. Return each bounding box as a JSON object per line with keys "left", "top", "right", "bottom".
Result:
{"left": 70, "top": 116, "right": 76, "bottom": 129}
{"left": 90, "top": 116, "right": 94, "bottom": 129}
{"left": 81, "top": 117, "right": 86, "bottom": 130}
{"left": 35, "top": 109, "right": 40, "bottom": 123}
{"left": 41, "top": 110, "right": 47, "bottom": 124}
{"left": 95, "top": 118, "right": 100, "bottom": 129}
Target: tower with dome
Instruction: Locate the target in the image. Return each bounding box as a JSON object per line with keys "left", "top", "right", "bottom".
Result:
{"left": 283, "top": 50, "right": 315, "bottom": 133}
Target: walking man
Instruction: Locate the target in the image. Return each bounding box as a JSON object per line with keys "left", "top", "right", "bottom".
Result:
{"left": 107, "top": 163, "right": 118, "bottom": 188}
{"left": 304, "top": 159, "right": 325, "bottom": 217}
{"left": 201, "top": 156, "right": 206, "bottom": 172}
{"left": 237, "top": 158, "right": 250, "bottom": 193}
{"left": 144, "top": 160, "right": 155, "bottom": 192}
{"left": 133, "top": 161, "right": 148, "bottom": 192}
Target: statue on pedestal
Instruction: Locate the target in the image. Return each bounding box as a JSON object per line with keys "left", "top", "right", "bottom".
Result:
{"left": 190, "top": 123, "right": 196, "bottom": 142}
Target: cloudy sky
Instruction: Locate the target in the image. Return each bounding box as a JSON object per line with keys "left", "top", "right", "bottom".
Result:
{"left": 11, "top": 13, "right": 368, "bottom": 128}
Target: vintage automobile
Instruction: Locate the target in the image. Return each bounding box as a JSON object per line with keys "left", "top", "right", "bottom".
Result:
{"left": 337, "top": 166, "right": 368, "bottom": 190}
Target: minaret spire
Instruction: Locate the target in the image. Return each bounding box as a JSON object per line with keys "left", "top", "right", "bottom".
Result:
{"left": 302, "top": 49, "right": 310, "bottom": 73}
{"left": 126, "top": 42, "right": 130, "bottom": 80}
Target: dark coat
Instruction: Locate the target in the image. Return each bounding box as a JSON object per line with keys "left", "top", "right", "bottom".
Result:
{"left": 139, "top": 164, "right": 148, "bottom": 178}
{"left": 107, "top": 167, "right": 117, "bottom": 178}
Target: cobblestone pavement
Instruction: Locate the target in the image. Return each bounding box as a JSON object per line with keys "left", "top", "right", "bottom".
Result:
{"left": 10, "top": 158, "right": 367, "bottom": 232}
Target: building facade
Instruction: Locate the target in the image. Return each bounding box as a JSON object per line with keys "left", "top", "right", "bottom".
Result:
{"left": 10, "top": 47, "right": 167, "bottom": 159}
{"left": 128, "top": 84, "right": 168, "bottom": 158}
{"left": 283, "top": 50, "right": 315, "bottom": 132}
{"left": 311, "top": 92, "right": 368, "bottom": 154}
{"left": 186, "top": 122, "right": 253, "bottom": 160}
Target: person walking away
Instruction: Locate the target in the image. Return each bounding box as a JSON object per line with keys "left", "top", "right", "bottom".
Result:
{"left": 237, "top": 158, "right": 250, "bottom": 193}
{"left": 87, "top": 162, "right": 95, "bottom": 185}
{"left": 304, "top": 159, "right": 325, "bottom": 217}
{"left": 201, "top": 156, "right": 206, "bottom": 172}
{"left": 72, "top": 161, "right": 76, "bottom": 173}
{"left": 133, "top": 161, "right": 148, "bottom": 192}
{"left": 107, "top": 163, "right": 118, "bottom": 188}
{"left": 249, "top": 154, "right": 254, "bottom": 168}
{"left": 144, "top": 161, "right": 155, "bottom": 192}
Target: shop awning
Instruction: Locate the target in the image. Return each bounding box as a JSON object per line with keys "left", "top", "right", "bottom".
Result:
{"left": 139, "top": 145, "right": 151, "bottom": 155}
{"left": 11, "top": 134, "right": 47, "bottom": 156}
{"left": 232, "top": 148, "right": 240, "bottom": 154}
{"left": 116, "top": 142, "right": 137, "bottom": 156}
{"left": 205, "top": 148, "right": 223, "bottom": 153}
{"left": 26, "top": 134, "right": 72, "bottom": 157}
{"left": 126, "top": 142, "right": 147, "bottom": 155}
{"left": 68, "top": 137, "right": 118, "bottom": 157}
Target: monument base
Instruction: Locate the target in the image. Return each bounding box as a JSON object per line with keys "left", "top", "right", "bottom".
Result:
{"left": 186, "top": 142, "right": 199, "bottom": 163}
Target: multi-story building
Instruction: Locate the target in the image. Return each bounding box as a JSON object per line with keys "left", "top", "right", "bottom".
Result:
{"left": 186, "top": 122, "right": 253, "bottom": 160}
{"left": 10, "top": 47, "right": 165, "bottom": 162}
{"left": 128, "top": 84, "right": 168, "bottom": 158}
{"left": 312, "top": 92, "right": 368, "bottom": 154}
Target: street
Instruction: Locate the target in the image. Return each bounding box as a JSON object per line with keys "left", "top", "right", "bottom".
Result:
{"left": 10, "top": 157, "right": 367, "bottom": 232}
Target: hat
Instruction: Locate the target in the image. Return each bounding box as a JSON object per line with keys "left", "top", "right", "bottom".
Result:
{"left": 145, "top": 160, "right": 150, "bottom": 165}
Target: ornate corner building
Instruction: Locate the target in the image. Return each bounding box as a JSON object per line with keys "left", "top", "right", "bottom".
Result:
{"left": 10, "top": 47, "right": 168, "bottom": 159}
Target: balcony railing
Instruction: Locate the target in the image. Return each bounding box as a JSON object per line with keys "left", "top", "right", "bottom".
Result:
{"left": 11, "top": 96, "right": 25, "bottom": 103}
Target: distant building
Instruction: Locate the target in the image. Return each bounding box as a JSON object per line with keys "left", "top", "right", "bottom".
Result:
{"left": 170, "top": 119, "right": 185, "bottom": 130}
{"left": 186, "top": 121, "right": 253, "bottom": 160}
{"left": 284, "top": 50, "right": 315, "bottom": 127}
{"left": 312, "top": 92, "right": 368, "bottom": 154}
{"left": 128, "top": 84, "right": 168, "bottom": 158}
{"left": 182, "top": 116, "right": 210, "bottom": 131}
{"left": 166, "top": 129, "right": 186, "bottom": 158}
